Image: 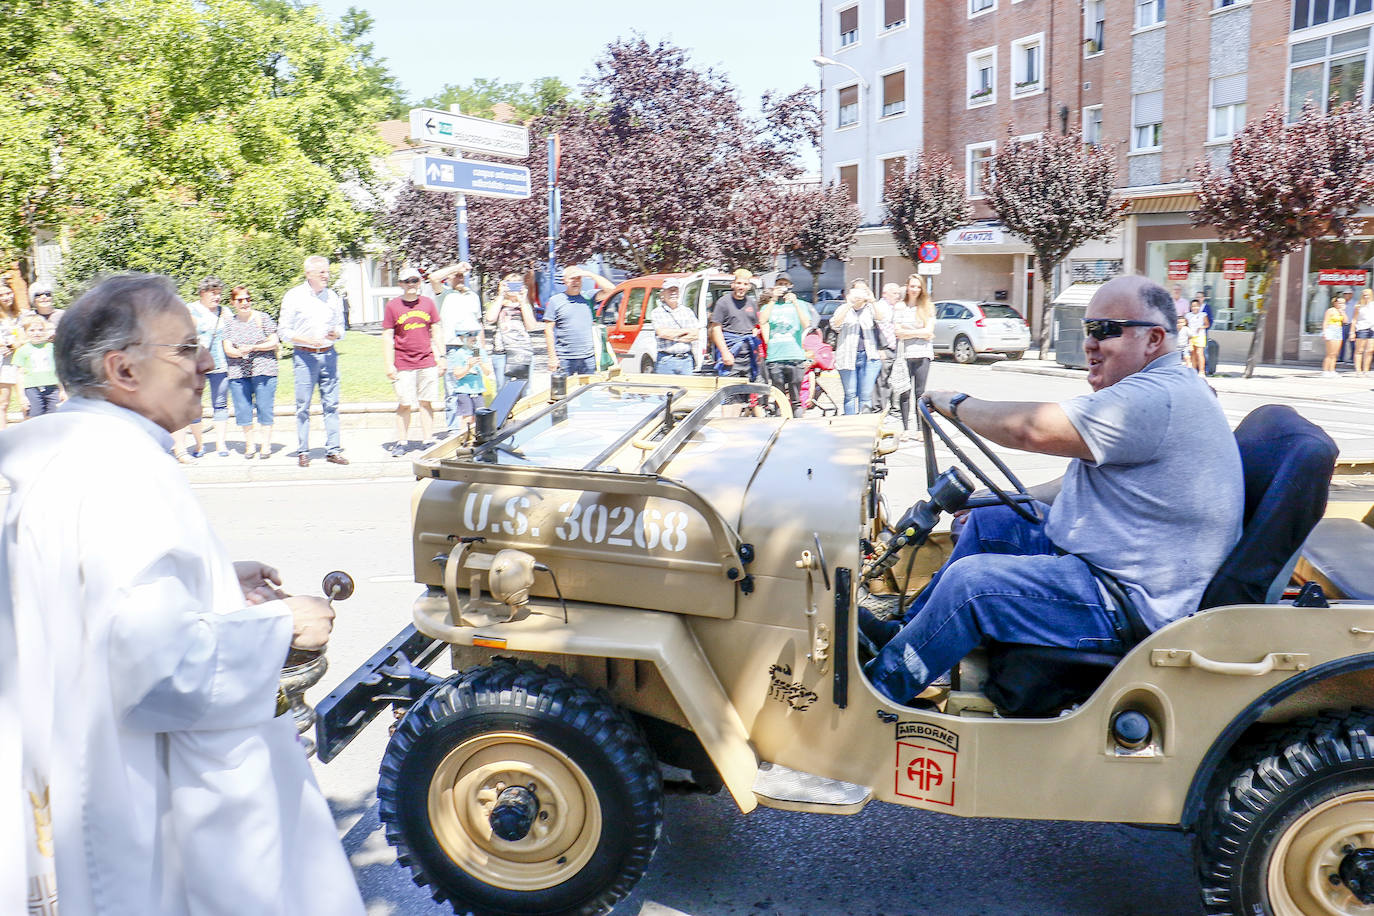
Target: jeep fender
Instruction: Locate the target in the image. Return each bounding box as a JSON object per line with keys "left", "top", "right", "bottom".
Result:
{"left": 412, "top": 595, "right": 761, "bottom": 812}
{"left": 1181, "top": 652, "right": 1374, "bottom": 831}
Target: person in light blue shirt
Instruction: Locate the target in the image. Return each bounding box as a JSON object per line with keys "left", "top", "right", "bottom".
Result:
{"left": 864, "top": 276, "right": 1243, "bottom": 706}
{"left": 542, "top": 266, "right": 613, "bottom": 376}
{"left": 446, "top": 331, "right": 486, "bottom": 438}
{"left": 277, "top": 255, "right": 347, "bottom": 467}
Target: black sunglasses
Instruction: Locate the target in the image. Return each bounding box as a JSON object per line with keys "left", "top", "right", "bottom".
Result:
{"left": 1082, "top": 318, "right": 1163, "bottom": 340}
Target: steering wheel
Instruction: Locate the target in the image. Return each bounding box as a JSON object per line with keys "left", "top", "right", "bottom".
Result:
{"left": 917, "top": 395, "right": 1043, "bottom": 525}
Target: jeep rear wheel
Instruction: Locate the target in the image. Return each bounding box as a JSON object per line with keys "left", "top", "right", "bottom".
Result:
{"left": 1198, "top": 710, "right": 1374, "bottom": 915}
{"left": 378, "top": 660, "right": 663, "bottom": 916}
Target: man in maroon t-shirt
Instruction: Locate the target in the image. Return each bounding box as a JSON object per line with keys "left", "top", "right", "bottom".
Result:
{"left": 383, "top": 267, "right": 444, "bottom": 455}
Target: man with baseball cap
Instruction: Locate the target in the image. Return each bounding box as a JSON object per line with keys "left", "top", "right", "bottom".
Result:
{"left": 649, "top": 278, "right": 699, "bottom": 375}
{"left": 543, "top": 266, "right": 613, "bottom": 376}
{"left": 708, "top": 268, "right": 760, "bottom": 381}
{"left": 383, "top": 266, "right": 444, "bottom": 455}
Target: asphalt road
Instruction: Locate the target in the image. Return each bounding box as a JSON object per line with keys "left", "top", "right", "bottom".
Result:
{"left": 43, "top": 359, "right": 1369, "bottom": 916}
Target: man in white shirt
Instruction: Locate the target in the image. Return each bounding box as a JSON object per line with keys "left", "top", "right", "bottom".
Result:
{"left": 0, "top": 273, "right": 363, "bottom": 916}
{"left": 277, "top": 255, "right": 348, "bottom": 467}
{"left": 430, "top": 262, "right": 485, "bottom": 433}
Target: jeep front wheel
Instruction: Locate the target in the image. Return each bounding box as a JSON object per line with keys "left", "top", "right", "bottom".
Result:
{"left": 1198, "top": 710, "right": 1374, "bottom": 915}
{"left": 378, "top": 660, "right": 663, "bottom": 916}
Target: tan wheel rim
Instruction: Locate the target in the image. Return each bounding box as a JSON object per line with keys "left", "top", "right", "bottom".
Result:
{"left": 1267, "top": 790, "right": 1374, "bottom": 915}
{"left": 427, "top": 732, "right": 602, "bottom": 892}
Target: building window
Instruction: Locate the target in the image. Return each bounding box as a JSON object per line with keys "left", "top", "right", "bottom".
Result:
{"left": 1288, "top": 27, "right": 1370, "bottom": 118}
{"left": 1135, "top": 0, "right": 1165, "bottom": 28}
{"left": 884, "top": 0, "right": 907, "bottom": 30}
{"left": 869, "top": 258, "right": 886, "bottom": 292}
{"left": 882, "top": 155, "right": 907, "bottom": 192}
{"left": 1214, "top": 0, "right": 1245, "bottom": 7}
{"left": 838, "top": 164, "right": 859, "bottom": 204}
{"left": 1132, "top": 90, "right": 1163, "bottom": 150}
{"left": 966, "top": 142, "right": 995, "bottom": 197}
{"left": 1011, "top": 34, "right": 1044, "bottom": 96}
{"left": 1210, "top": 73, "right": 1248, "bottom": 139}
{"left": 837, "top": 84, "right": 859, "bottom": 128}
{"left": 967, "top": 47, "right": 997, "bottom": 107}
{"left": 838, "top": 5, "right": 859, "bottom": 48}
{"left": 1084, "top": 106, "right": 1104, "bottom": 146}
{"left": 1085, "top": 0, "right": 1106, "bottom": 54}
{"left": 881, "top": 70, "right": 906, "bottom": 117}
{"left": 970, "top": 0, "right": 995, "bottom": 16}
{"left": 1294, "top": 0, "right": 1374, "bottom": 30}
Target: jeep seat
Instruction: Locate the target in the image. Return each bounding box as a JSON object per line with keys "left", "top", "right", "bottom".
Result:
{"left": 982, "top": 405, "right": 1338, "bottom": 718}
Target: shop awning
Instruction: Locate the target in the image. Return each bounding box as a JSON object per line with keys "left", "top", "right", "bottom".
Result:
{"left": 1053, "top": 283, "right": 1102, "bottom": 306}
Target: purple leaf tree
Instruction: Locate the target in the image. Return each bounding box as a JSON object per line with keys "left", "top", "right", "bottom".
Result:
{"left": 987, "top": 130, "right": 1126, "bottom": 357}
{"left": 788, "top": 185, "right": 861, "bottom": 296}
{"left": 1194, "top": 102, "right": 1374, "bottom": 377}
{"left": 882, "top": 151, "right": 972, "bottom": 269}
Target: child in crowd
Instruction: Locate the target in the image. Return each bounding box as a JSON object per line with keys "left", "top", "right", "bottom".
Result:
{"left": 1176, "top": 314, "right": 1191, "bottom": 364}
{"left": 14, "top": 315, "right": 62, "bottom": 416}
{"left": 447, "top": 330, "right": 487, "bottom": 439}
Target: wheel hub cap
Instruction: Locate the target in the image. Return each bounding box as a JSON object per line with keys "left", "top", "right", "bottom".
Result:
{"left": 1338, "top": 848, "right": 1374, "bottom": 905}
{"left": 489, "top": 785, "right": 540, "bottom": 842}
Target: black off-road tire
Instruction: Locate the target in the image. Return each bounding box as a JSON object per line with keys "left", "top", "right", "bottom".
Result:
{"left": 378, "top": 659, "right": 664, "bottom": 916}
{"left": 1197, "top": 709, "right": 1374, "bottom": 915}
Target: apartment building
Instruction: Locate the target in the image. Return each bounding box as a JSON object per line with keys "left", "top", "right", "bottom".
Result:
{"left": 818, "top": 0, "right": 1374, "bottom": 364}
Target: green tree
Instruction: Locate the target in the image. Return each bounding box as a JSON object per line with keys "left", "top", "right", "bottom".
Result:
{"left": 6, "top": 0, "right": 396, "bottom": 290}
{"left": 420, "top": 76, "right": 574, "bottom": 121}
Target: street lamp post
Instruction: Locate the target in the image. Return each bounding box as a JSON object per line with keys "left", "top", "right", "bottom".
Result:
{"left": 814, "top": 55, "right": 873, "bottom": 290}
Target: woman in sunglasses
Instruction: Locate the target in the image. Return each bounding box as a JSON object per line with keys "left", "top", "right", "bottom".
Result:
{"left": 221, "top": 286, "right": 280, "bottom": 458}
{"left": 1323, "top": 295, "right": 1347, "bottom": 378}
{"left": 485, "top": 273, "right": 538, "bottom": 390}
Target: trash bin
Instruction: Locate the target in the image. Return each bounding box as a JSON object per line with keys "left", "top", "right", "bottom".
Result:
{"left": 1205, "top": 338, "right": 1219, "bottom": 376}
{"left": 1053, "top": 304, "right": 1088, "bottom": 368}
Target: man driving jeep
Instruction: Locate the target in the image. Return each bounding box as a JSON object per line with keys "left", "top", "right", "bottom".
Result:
{"left": 863, "top": 276, "right": 1244, "bottom": 705}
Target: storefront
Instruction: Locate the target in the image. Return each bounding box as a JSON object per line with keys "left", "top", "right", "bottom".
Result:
{"left": 1298, "top": 237, "right": 1374, "bottom": 358}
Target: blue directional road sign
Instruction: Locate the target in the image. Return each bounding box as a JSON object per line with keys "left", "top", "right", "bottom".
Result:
{"left": 411, "top": 154, "right": 531, "bottom": 200}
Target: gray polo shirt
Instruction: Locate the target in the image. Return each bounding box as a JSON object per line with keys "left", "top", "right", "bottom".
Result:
{"left": 1046, "top": 351, "right": 1243, "bottom": 631}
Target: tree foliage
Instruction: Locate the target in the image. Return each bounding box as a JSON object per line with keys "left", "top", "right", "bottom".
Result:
{"left": 987, "top": 130, "right": 1126, "bottom": 354}
{"left": 717, "top": 187, "right": 810, "bottom": 274}
{"left": 789, "top": 186, "right": 862, "bottom": 293}
{"left": 5, "top": 0, "right": 397, "bottom": 292}
{"left": 1194, "top": 101, "right": 1374, "bottom": 375}
{"left": 419, "top": 77, "right": 574, "bottom": 122}
{"left": 382, "top": 37, "right": 818, "bottom": 278}
{"left": 882, "top": 152, "right": 972, "bottom": 265}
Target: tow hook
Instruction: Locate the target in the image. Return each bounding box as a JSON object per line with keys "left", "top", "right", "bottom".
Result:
{"left": 489, "top": 785, "right": 541, "bottom": 842}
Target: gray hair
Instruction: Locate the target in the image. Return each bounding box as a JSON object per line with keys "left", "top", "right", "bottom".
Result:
{"left": 1138, "top": 281, "right": 1177, "bottom": 329}
{"left": 303, "top": 255, "right": 329, "bottom": 273}
{"left": 55, "top": 273, "right": 185, "bottom": 397}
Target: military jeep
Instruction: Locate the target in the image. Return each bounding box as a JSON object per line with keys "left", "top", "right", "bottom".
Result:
{"left": 316, "top": 372, "right": 1374, "bottom": 916}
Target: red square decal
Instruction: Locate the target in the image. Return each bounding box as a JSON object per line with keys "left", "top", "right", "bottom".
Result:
{"left": 895, "top": 740, "right": 957, "bottom": 806}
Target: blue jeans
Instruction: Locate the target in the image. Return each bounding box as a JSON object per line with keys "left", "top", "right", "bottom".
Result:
{"left": 229, "top": 375, "right": 277, "bottom": 426}
{"left": 292, "top": 349, "right": 342, "bottom": 455}
{"left": 655, "top": 353, "right": 694, "bottom": 375}
{"left": 839, "top": 348, "right": 881, "bottom": 415}
{"left": 864, "top": 503, "right": 1124, "bottom": 704}
{"left": 490, "top": 352, "right": 507, "bottom": 393}
{"left": 560, "top": 355, "right": 596, "bottom": 375}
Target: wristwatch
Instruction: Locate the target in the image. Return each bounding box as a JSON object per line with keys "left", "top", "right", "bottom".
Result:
{"left": 948, "top": 392, "right": 971, "bottom": 420}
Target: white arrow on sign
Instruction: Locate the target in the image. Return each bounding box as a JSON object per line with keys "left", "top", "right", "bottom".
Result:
{"left": 408, "top": 107, "right": 530, "bottom": 159}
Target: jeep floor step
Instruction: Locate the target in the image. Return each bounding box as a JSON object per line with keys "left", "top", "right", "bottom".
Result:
{"left": 752, "top": 761, "right": 871, "bottom": 814}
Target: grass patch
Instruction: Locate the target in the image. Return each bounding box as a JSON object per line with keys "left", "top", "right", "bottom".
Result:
{"left": 273, "top": 330, "right": 396, "bottom": 405}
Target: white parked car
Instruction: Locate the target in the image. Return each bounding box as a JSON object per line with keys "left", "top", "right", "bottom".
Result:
{"left": 933, "top": 300, "right": 1031, "bottom": 363}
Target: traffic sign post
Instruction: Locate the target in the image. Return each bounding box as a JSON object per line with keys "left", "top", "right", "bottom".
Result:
{"left": 412, "top": 154, "right": 531, "bottom": 200}
{"left": 917, "top": 263, "right": 942, "bottom": 275}
{"left": 408, "top": 107, "right": 530, "bottom": 159}
{"left": 917, "top": 241, "right": 942, "bottom": 264}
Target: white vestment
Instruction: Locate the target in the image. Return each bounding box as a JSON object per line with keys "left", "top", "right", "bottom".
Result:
{"left": 0, "top": 398, "right": 364, "bottom": 916}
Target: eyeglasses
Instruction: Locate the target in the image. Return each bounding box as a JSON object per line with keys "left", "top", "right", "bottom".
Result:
{"left": 137, "top": 341, "right": 205, "bottom": 360}
{"left": 401, "top": 278, "right": 421, "bottom": 284}
{"left": 1082, "top": 319, "right": 1163, "bottom": 340}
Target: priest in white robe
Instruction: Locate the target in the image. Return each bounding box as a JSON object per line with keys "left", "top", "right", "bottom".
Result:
{"left": 0, "top": 273, "right": 365, "bottom": 916}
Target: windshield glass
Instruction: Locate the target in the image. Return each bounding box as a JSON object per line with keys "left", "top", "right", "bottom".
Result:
{"left": 980, "top": 304, "right": 1024, "bottom": 320}
{"left": 476, "top": 383, "right": 677, "bottom": 469}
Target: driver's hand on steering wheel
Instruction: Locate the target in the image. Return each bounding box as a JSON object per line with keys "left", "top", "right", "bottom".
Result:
{"left": 926, "top": 390, "right": 962, "bottom": 419}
